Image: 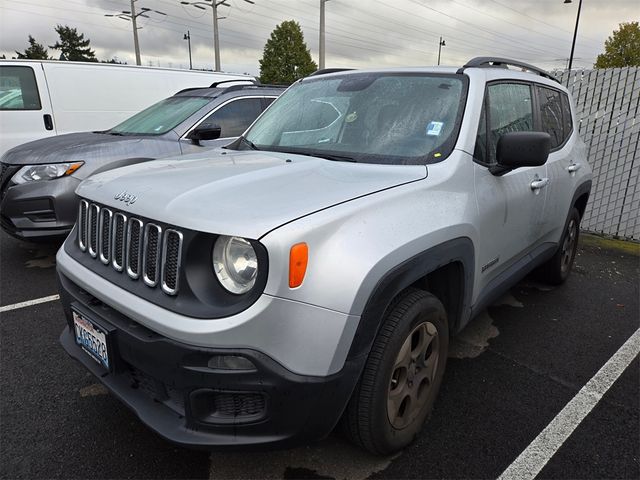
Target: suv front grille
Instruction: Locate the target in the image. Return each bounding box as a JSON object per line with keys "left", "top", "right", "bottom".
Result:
{"left": 77, "top": 201, "right": 183, "bottom": 295}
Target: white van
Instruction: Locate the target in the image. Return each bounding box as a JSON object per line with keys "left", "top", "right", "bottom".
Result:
{"left": 0, "top": 60, "right": 253, "bottom": 155}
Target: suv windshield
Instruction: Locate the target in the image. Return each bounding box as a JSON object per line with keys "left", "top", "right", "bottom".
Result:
{"left": 109, "top": 96, "right": 211, "bottom": 135}
{"left": 242, "top": 73, "right": 467, "bottom": 164}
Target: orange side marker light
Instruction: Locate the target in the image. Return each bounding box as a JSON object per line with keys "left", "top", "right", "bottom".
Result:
{"left": 289, "top": 243, "right": 308, "bottom": 288}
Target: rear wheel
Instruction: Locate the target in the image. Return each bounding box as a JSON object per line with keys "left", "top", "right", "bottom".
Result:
{"left": 343, "top": 288, "right": 448, "bottom": 454}
{"left": 536, "top": 207, "right": 580, "bottom": 285}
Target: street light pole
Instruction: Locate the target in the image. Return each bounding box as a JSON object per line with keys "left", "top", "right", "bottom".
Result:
{"left": 564, "top": 0, "right": 583, "bottom": 71}
{"left": 437, "top": 37, "right": 446, "bottom": 66}
{"left": 130, "top": 0, "right": 141, "bottom": 65}
{"left": 319, "top": 0, "right": 330, "bottom": 69}
{"left": 184, "top": 31, "right": 192, "bottom": 69}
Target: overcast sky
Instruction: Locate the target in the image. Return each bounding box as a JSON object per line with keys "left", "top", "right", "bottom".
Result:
{"left": 1, "top": 0, "right": 638, "bottom": 74}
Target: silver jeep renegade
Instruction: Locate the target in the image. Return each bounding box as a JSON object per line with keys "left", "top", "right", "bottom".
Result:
{"left": 57, "top": 57, "right": 592, "bottom": 454}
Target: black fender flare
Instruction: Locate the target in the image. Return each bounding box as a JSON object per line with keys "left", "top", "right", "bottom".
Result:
{"left": 346, "top": 237, "right": 475, "bottom": 361}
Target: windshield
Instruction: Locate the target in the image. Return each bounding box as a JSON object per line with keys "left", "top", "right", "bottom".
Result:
{"left": 109, "top": 96, "right": 210, "bottom": 135}
{"left": 242, "top": 73, "right": 467, "bottom": 164}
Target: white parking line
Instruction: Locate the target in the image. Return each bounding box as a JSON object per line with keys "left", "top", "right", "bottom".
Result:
{"left": 0, "top": 294, "right": 60, "bottom": 313}
{"left": 498, "top": 327, "right": 640, "bottom": 480}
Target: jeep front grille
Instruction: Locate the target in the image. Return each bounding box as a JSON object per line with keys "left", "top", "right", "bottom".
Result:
{"left": 77, "top": 201, "right": 183, "bottom": 295}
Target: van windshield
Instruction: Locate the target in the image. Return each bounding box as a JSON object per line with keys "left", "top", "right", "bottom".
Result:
{"left": 108, "top": 96, "right": 210, "bottom": 135}
{"left": 241, "top": 73, "right": 467, "bottom": 164}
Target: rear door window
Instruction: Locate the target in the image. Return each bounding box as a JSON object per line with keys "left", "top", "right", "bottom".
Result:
{"left": 200, "top": 98, "right": 263, "bottom": 138}
{"left": 537, "top": 86, "right": 564, "bottom": 149}
{"left": 0, "top": 66, "right": 42, "bottom": 110}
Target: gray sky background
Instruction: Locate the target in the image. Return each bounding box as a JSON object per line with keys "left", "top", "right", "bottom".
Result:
{"left": 0, "top": 0, "right": 638, "bottom": 74}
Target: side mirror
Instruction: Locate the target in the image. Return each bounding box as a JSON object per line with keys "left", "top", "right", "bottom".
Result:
{"left": 491, "top": 131, "right": 551, "bottom": 175}
{"left": 188, "top": 123, "right": 222, "bottom": 144}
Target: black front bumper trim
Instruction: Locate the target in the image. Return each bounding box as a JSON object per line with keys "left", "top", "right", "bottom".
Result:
{"left": 58, "top": 271, "right": 364, "bottom": 450}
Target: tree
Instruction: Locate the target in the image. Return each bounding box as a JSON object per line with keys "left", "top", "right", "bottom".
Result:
{"left": 594, "top": 21, "right": 640, "bottom": 68}
{"left": 49, "top": 25, "right": 97, "bottom": 62}
{"left": 15, "top": 35, "right": 49, "bottom": 60}
{"left": 259, "top": 21, "right": 317, "bottom": 84}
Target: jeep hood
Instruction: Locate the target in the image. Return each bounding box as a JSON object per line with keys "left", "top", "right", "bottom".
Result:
{"left": 77, "top": 150, "right": 426, "bottom": 239}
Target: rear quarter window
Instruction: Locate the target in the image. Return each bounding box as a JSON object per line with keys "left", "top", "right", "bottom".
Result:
{"left": 561, "top": 93, "right": 573, "bottom": 140}
{"left": 0, "top": 66, "right": 41, "bottom": 110}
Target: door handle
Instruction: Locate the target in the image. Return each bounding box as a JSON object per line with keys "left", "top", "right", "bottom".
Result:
{"left": 530, "top": 177, "right": 549, "bottom": 191}
{"left": 43, "top": 114, "right": 54, "bottom": 131}
{"left": 567, "top": 163, "right": 581, "bottom": 173}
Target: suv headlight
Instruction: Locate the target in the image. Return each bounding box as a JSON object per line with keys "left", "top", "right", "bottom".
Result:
{"left": 212, "top": 235, "right": 258, "bottom": 294}
{"left": 11, "top": 162, "right": 83, "bottom": 185}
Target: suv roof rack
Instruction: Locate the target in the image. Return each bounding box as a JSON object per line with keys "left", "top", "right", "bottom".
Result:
{"left": 308, "top": 68, "right": 354, "bottom": 77}
{"left": 175, "top": 80, "right": 287, "bottom": 96}
{"left": 457, "top": 57, "right": 559, "bottom": 83}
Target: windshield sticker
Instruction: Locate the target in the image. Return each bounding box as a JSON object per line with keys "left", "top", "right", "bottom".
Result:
{"left": 426, "top": 121, "right": 444, "bottom": 136}
{"left": 434, "top": 152, "right": 442, "bottom": 158}
{"left": 345, "top": 111, "right": 358, "bottom": 123}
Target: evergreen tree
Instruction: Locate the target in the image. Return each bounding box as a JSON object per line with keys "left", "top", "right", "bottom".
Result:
{"left": 16, "top": 35, "right": 49, "bottom": 60}
{"left": 595, "top": 22, "right": 640, "bottom": 68}
{"left": 49, "top": 25, "right": 97, "bottom": 62}
{"left": 259, "top": 21, "right": 317, "bottom": 84}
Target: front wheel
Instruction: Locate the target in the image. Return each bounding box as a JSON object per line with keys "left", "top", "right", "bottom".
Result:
{"left": 536, "top": 207, "right": 581, "bottom": 285}
{"left": 343, "top": 288, "right": 448, "bottom": 455}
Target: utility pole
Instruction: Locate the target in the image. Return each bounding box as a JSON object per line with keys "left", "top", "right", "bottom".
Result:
{"left": 437, "top": 37, "right": 446, "bottom": 66}
{"left": 181, "top": 1, "right": 255, "bottom": 73}
{"left": 184, "top": 31, "right": 192, "bottom": 69}
{"left": 212, "top": 1, "right": 222, "bottom": 71}
{"left": 130, "top": 0, "right": 141, "bottom": 65}
{"left": 105, "top": 1, "right": 166, "bottom": 66}
{"left": 319, "top": 0, "right": 330, "bottom": 69}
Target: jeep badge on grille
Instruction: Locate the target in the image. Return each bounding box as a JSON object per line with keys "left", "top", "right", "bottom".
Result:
{"left": 114, "top": 191, "right": 137, "bottom": 205}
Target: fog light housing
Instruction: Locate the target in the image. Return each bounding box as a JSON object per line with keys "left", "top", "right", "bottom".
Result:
{"left": 207, "top": 355, "right": 256, "bottom": 371}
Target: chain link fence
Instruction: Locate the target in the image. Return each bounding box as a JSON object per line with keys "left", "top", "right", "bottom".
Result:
{"left": 554, "top": 67, "right": 639, "bottom": 241}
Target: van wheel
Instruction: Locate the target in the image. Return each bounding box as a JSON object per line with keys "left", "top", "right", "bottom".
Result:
{"left": 343, "top": 288, "right": 448, "bottom": 455}
{"left": 536, "top": 207, "right": 580, "bottom": 285}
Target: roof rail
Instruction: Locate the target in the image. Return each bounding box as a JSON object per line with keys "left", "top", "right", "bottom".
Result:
{"left": 221, "top": 83, "right": 287, "bottom": 94}
{"left": 457, "top": 57, "right": 559, "bottom": 83}
{"left": 209, "top": 78, "right": 257, "bottom": 88}
{"left": 308, "top": 68, "right": 354, "bottom": 77}
{"left": 174, "top": 81, "right": 286, "bottom": 96}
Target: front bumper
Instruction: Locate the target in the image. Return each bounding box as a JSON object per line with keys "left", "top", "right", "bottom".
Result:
{"left": 0, "top": 171, "right": 80, "bottom": 241}
{"left": 57, "top": 269, "right": 364, "bottom": 449}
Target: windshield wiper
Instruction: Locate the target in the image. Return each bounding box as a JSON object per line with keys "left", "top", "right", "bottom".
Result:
{"left": 298, "top": 151, "right": 356, "bottom": 162}
{"left": 106, "top": 131, "right": 125, "bottom": 136}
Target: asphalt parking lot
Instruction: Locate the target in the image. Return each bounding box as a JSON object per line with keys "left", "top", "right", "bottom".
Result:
{"left": 1, "top": 230, "right": 638, "bottom": 480}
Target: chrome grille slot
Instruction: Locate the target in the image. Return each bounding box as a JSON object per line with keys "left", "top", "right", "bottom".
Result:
{"left": 78, "top": 200, "right": 88, "bottom": 251}
{"left": 111, "top": 213, "right": 127, "bottom": 272}
{"left": 126, "top": 218, "right": 143, "bottom": 279}
{"left": 142, "top": 223, "right": 162, "bottom": 287}
{"left": 77, "top": 200, "right": 184, "bottom": 295}
{"left": 161, "top": 230, "right": 183, "bottom": 295}
{"left": 98, "top": 208, "right": 113, "bottom": 264}
{"left": 87, "top": 204, "right": 100, "bottom": 258}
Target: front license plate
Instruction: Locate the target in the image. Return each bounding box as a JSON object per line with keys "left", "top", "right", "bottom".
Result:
{"left": 73, "top": 310, "right": 110, "bottom": 370}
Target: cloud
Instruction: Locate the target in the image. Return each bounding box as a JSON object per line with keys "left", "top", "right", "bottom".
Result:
{"left": 1, "top": 0, "right": 638, "bottom": 73}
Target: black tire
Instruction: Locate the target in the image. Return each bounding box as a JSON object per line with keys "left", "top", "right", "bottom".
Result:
{"left": 536, "top": 207, "right": 581, "bottom": 285}
{"left": 343, "top": 288, "right": 448, "bottom": 455}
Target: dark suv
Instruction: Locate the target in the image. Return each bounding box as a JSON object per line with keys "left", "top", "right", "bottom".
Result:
{"left": 0, "top": 81, "right": 284, "bottom": 241}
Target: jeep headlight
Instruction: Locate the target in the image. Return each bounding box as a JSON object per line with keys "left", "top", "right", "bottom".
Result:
{"left": 212, "top": 235, "right": 258, "bottom": 294}
{"left": 11, "top": 162, "right": 83, "bottom": 185}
